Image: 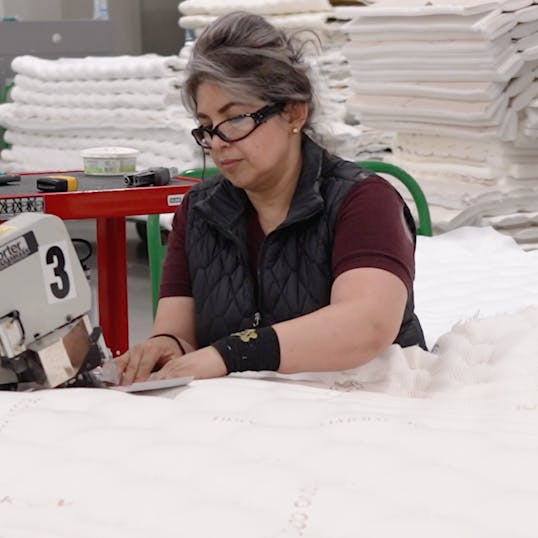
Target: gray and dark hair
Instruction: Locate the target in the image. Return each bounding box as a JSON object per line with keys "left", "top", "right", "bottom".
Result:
{"left": 182, "top": 11, "right": 317, "bottom": 129}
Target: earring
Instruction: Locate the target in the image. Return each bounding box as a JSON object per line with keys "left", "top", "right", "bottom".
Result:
{"left": 292, "top": 127, "right": 299, "bottom": 134}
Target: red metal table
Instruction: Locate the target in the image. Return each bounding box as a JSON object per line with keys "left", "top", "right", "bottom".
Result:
{"left": 0, "top": 171, "right": 194, "bottom": 356}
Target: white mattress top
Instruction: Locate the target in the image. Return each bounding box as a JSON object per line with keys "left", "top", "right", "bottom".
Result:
{"left": 2, "top": 226, "right": 538, "bottom": 537}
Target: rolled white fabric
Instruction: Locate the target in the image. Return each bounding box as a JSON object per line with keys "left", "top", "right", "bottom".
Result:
{"left": 4, "top": 126, "right": 196, "bottom": 145}
{"left": 11, "top": 54, "right": 185, "bottom": 81}
{"left": 0, "top": 102, "right": 189, "bottom": 131}
{"left": 179, "top": 0, "right": 332, "bottom": 16}
{"left": 4, "top": 130, "right": 198, "bottom": 162}
{"left": 13, "top": 74, "right": 184, "bottom": 96}
{"left": 10, "top": 85, "right": 182, "bottom": 110}
{"left": 1, "top": 144, "right": 201, "bottom": 172}
{"left": 179, "top": 12, "right": 332, "bottom": 31}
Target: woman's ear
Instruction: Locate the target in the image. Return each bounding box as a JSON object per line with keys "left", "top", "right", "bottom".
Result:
{"left": 283, "top": 101, "right": 308, "bottom": 131}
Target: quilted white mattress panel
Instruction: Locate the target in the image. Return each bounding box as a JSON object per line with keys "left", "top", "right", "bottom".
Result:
{"left": 1, "top": 228, "right": 538, "bottom": 537}
{"left": 1, "top": 375, "right": 538, "bottom": 537}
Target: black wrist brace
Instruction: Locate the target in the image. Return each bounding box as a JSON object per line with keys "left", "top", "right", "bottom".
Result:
{"left": 212, "top": 326, "right": 281, "bottom": 374}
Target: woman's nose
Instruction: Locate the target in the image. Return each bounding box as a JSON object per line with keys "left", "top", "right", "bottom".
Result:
{"left": 210, "top": 132, "right": 230, "bottom": 150}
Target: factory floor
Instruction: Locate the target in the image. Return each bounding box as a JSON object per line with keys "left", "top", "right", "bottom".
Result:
{"left": 65, "top": 219, "right": 154, "bottom": 348}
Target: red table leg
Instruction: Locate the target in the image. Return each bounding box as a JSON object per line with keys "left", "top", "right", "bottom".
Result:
{"left": 96, "top": 216, "right": 128, "bottom": 356}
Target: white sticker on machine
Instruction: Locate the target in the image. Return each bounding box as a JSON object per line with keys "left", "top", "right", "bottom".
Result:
{"left": 39, "top": 240, "right": 77, "bottom": 303}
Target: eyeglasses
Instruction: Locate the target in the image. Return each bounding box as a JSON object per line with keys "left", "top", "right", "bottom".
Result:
{"left": 191, "top": 102, "right": 285, "bottom": 149}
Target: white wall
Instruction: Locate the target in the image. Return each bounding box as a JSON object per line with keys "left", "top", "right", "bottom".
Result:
{"left": 0, "top": 0, "right": 62, "bottom": 20}
{"left": 0, "top": 0, "right": 183, "bottom": 55}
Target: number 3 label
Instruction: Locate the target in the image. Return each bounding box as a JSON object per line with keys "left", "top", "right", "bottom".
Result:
{"left": 40, "top": 241, "right": 77, "bottom": 303}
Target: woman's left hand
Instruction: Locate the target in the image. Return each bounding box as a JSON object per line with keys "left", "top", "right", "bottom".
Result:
{"left": 151, "top": 346, "right": 227, "bottom": 380}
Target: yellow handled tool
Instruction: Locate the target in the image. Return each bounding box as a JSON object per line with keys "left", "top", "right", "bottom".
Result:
{"left": 36, "top": 174, "right": 78, "bottom": 192}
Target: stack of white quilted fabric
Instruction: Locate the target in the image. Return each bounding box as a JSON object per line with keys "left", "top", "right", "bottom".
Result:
{"left": 0, "top": 54, "right": 202, "bottom": 172}
{"left": 344, "top": 0, "right": 538, "bottom": 248}
{"left": 178, "top": 0, "right": 393, "bottom": 160}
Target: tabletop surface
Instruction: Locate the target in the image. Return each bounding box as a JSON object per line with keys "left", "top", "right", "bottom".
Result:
{"left": 0, "top": 171, "right": 196, "bottom": 220}
{"left": 0, "top": 171, "right": 194, "bottom": 196}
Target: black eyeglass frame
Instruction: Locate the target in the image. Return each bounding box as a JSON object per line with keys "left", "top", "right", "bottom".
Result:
{"left": 191, "top": 102, "right": 286, "bottom": 149}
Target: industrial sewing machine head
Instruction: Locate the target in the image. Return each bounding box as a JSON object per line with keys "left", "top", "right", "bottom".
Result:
{"left": 0, "top": 213, "right": 112, "bottom": 390}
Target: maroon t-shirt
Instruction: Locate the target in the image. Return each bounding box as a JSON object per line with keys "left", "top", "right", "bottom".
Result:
{"left": 160, "top": 175, "right": 415, "bottom": 298}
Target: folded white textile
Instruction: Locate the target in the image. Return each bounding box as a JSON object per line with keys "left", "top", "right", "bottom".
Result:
{"left": 347, "top": 45, "right": 518, "bottom": 71}
{"left": 488, "top": 210, "right": 538, "bottom": 229}
{"left": 523, "top": 105, "right": 538, "bottom": 123}
{"left": 346, "top": 10, "right": 517, "bottom": 41}
{"left": 508, "top": 163, "right": 538, "bottom": 178}
{"left": 347, "top": 53, "right": 523, "bottom": 81}
{"left": 345, "top": 0, "right": 499, "bottom": 17}
{"left": 260, "top": 307, "right": 538, "bottom": 406}
{"left": 437, "top": 189, "right": 538, "bottom": 231}
{"left": 510, "top": 18, "right": 538, "bottom": 37}
{"left": 316, "top": 50, "right": 349, "bottom": 68}
{"left": 3, "top": 126, "right": 194, "bottom": 142}
{"left": 349, "top": 93, "right": 509, "bottom": 124}
{"left": 9, "top": 86, "right": 182, "bottom": 110}
{"left": 504, "top": 67, "right": 537, "bottom": 97}
{"left": 330, "top": 6, "right": 366, "bottom": 20}
{"left": 179, "top": 0, "right": 332, "bottom": 16}
{"left": 395, "top": 146, "right": 538, "bottom": 182}
{"left": 516, "top": 30, "right": 538, "bottom": 50}
{"left": 351, "top": 80, "right": 505, "bottom": 102}
{"left": 314, "top": 122, "right": 390, "bottom": 160}
{"left": 349, "top": 110, "right": 519, "bottom": 140}
{"left": 13, "top": 74, "right": 183, "bottom": 96}
{"left": 343, "top": 34, "right": 512, "bottom": 60}
{"left": 510, "top": 81, "right": 538, "bottom": 110}
{"left": 386, "top": 167, "right": 512, "bottom": 212}
{"left": 396, "top": 132, "right": 538, "bottom": 162}
{"left": 0, "top": 102, "right": 189, "bottom": 131}
{"left": 3, "top": 130, "right": 198, "bottom": 162}
{"left": 1, "top": 144, "right": 200, "bottom": 172}
{"left": 522, "top": 125, "right": 538, "bottom": 136}
{"left": 515, "top": 4, "right": 538, "bottom": 22}
{"left": 391, "top": 151, "right": 499, "bottom": 183}
{"left": 512, "top": 128, "right": 538, "bottom": 146}
{"left": 522, "top": 44, "right": 538, "bottom": 60}
{"left": 179, "top": 12, "right": 332, "bottom": 30}
{"left": 501, "top": 0, "right": 536, "bottom": 11}
{"left": 11, "top": 54, "right": 185, "bottom": 81}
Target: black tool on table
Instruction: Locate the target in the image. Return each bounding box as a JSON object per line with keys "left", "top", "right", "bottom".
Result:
{"left": 36, "top": 174, "right": 78, "bottom": 192}
{"left": 124, "top": 167, "right": 177, "bottom": 187}
{"left": 0, "top": 174, "right": 21, "bottom": 186}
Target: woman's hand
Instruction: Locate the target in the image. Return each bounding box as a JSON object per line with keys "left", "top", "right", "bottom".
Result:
{"left": 151, "top": 346, "right": 227, "bottom": 381}
{"left": 115, "top": 335, "right": 185, "bottom": 385}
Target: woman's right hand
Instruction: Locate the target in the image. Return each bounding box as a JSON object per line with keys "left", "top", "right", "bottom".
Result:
{"left": 114, "top": 335, "right": 184, "bottom": 385}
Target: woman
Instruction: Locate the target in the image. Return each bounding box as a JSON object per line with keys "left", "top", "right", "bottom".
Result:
{"left": 117, "top": 11, "right": 426, "bottom": 384}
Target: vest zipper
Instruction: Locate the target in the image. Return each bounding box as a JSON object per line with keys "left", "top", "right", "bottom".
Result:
{"left": 255, "top": 232, "right": 269, "bottom": 328}
{"left": 255, "top": 247, "right": 264, "bottom": 327}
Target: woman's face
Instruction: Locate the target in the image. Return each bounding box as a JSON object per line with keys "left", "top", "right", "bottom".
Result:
{"left": 194, "top": 82, "right": 304, "bottom": 192}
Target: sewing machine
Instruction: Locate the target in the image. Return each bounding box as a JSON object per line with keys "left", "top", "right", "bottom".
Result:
{"left": 0, "top": 212, "right": 112, "bottom": 390}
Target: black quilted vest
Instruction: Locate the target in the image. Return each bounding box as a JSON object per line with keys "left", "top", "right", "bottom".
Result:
{"left": 185, "top": 136, "right": 426, "bottom": 350}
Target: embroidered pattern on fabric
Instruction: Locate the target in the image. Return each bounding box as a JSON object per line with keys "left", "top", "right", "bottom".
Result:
{"left": 231, "top": 328, "right": 258, "bottom": 343}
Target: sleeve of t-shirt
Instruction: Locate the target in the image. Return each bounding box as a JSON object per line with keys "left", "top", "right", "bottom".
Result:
{"left": 332, "top": 175, "right": 416, "bottom": 293}
{"left": 159, "top": 194, "right": 193, "bottom": 298}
